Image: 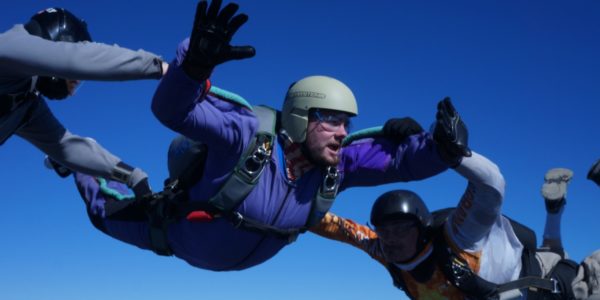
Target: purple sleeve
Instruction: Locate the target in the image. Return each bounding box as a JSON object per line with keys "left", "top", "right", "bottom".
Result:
{"left": 151, "top": 39, "right": 257, "bottom": 148}
{"left": 151, "top": 38, "right": 204, "bottom": 133}
{"left": 338, "top": 132, "right": 448, "bottom": 190}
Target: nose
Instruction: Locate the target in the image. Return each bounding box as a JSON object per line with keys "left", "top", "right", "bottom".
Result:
{"left": 334, "top": 124, "right": 348, "bottom": 139}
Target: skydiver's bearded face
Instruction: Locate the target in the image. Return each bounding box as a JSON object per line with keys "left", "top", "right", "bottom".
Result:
{"left": 303, "top": 110, "right": 351, "bottom": 167}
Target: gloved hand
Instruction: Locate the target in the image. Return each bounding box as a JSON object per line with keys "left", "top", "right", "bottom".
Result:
{"left": 36, "top": 76, "right": 69, "bottom": 100}
{"left": 182, "top": 0, "right": 256, "bottom": 81}
{"left": 44, "top": 156, "right": 72, "bottom": 178}
{"left": 433, "top": 97, "right": 471, "bottom": 167}
{"left": 383, "top": 117, "right": 424, "bottom": 143}
{"left": 132, "top": 177, "right": 153, "bottom": 200}
{"left": 587, "top": 159, "right": 600, "bottom": 186}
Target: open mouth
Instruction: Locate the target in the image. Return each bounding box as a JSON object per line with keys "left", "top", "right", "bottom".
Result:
{"left": 327, "top": 143, "right": 340, "bottom": 152}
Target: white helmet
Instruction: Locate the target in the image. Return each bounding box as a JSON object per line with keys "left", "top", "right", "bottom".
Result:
{"left": 281, "top": 75, "right": 358, "bottom": 143}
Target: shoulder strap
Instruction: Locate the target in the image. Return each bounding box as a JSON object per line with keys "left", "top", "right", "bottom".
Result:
{"left": 207, "top": 105, "right": 277, "bottom": 212}
{"left": 506, "top": 216, "right": 538, "bottom": 254}
{"left": 431, "top": 210, "right": 562, "bottom": 299}
{"left": 304, "top": 166, "right": 341, "bottom": 228}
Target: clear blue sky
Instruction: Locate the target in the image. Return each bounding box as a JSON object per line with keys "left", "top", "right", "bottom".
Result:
{"left": 2, "top": 1, "right": 600, "bottom": 299}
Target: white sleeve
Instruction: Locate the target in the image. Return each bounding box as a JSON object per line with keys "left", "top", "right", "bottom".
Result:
{"left": 445, "top": 151, "right": 506, "bottom": 250}
{"left": 0, "top": 25, "right": 162, "bottom": 80}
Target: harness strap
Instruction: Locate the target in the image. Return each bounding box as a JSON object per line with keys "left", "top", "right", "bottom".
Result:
{"left": 0, "top": 91, "right": 38, "bottom": 117}
{"left": 431, "top": 214, "right": 566, "bottom": 299}
{"left": 304, "top": 166, "right": 340, "bottom": 228}
{"left": 497, "top": 276, "right": 559, "bottom": 294}
{"left": 223, "top": 212, "right": 301, "bottom": 243}
{"left": 207, "top": 106, "right": 276, "bottom": 212}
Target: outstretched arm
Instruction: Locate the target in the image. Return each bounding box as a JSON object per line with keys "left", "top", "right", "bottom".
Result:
{"left": 17, "top": 100, "right": 149, "bottom": 194}
{"left": 0, "top": 25, "right": 164, "bottom": 80}
{"left": 430, "top": 98, "right": 505, "bottom": 250}
{"left": 310, "top": 212, "right": 387, "bottom": 266}
{"left": 152, "top": 0, "right": 256, "bottom": 143}
{"left": 447, "top": 152, "right": 505, "bottom": 250}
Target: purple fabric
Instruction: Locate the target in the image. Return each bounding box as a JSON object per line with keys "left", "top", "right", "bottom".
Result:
{"left": 74, "top": 173, "right": 151, "bottom": 251}
{"left": 75, "top": 38, "right": 448, "bottom": 271}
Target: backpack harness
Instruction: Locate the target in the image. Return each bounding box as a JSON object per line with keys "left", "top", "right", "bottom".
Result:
{"left": 387, "top": 208, "right": 578, "bottom": 300}
{"left": 99, "top": 87, "right": 353, "bottom": 256}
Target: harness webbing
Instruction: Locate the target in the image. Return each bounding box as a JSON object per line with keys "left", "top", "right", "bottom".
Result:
{"left": 387, "top": 208, "right": 566, "bottom": 299}
{"left": 97, "top": 86, "right": 367, "bottom": 256}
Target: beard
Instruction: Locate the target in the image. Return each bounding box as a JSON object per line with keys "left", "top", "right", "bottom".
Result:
{"left": 302, "top": 142, "right": 340, "bottom": 167}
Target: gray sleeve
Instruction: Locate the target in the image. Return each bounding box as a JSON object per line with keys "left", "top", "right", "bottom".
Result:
{"left": 0, "top": 25, "right": 162, "bottom": 80}
{"left": 15, "top": 99, "right": 147, "bottom": 187}
{"left": 445, "top": 151, "right": 506, "bottom": 249}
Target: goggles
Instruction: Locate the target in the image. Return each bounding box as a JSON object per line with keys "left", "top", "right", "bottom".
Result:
{"left": 311, "top": 109, "right": 352, "bottom": 132}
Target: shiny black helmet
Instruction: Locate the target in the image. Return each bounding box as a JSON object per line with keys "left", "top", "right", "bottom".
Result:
{"left": 370, "top": 190, "right": 432, "bottom": 228}
{"left": 24, "top": 8, "right": 92, "bottom": 42}
{"left": 24, "top": 8, "right": 92, "bottom": 100}
{"left": 371, "top": 190, "right": 433, "bottom": 262}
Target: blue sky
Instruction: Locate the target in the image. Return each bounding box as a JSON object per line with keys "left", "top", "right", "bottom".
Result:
{"left": 2, "top": 1, "right": 600, "bottom": 299}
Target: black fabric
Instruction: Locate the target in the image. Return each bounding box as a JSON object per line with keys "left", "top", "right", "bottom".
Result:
{"left": 386, "top": 208, "right": 552, "bottom": 299}
{"left": 541, "top": 259, "right": 579, "bottom": 300}
{"left": 132, "top": 178, "right": 152, "bottom": 199}
{"left": 0, "top": 92, "right": 36, "bottom": 118}
{"left": 45, "top": 157, "right": 73, "bottom": 178}
{"left": 432, "top": 229, "right": 498, "bottom": 299}
{"left": 104, "top": 198, "right": 148, "bottom": 222}
{"left": 172, "top": 144, "right": 208, "bottom": 190}
{"left": 36, "top": 76, "right": 69, "bottom": 100}
{"left": 382, "top": 117, "right": 424, "bottom": 143}
{"left": 587, "top": 159, "right": 600, "bottom": 186}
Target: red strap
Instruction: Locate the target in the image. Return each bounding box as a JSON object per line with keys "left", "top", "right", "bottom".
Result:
{"left": 204, "top": 79, "right": 211, "bottom": 94}
{"left": 186, "top": 210, "right": 214, "bottom": 222}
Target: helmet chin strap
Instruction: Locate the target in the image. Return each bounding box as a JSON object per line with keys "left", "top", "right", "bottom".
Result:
{"left": 391, "top": 240, "right": 434, "bottom": 271}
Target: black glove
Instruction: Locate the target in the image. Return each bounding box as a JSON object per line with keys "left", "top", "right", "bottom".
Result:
{"left": 132, "top": 178, "right": 153, "bottom": 200}
{"left": 182, "top": 0, "right": 256, "bottom": 81}
{"left": 45, "top": 156, "right": 73, "bottom": 178}
{"left": 587, "top": 159, "right": 600, "bottom": 186}
{"left": 383, "top": 117, "right": 424, "bottom": 142}
{"left": 36, "top": 76, "right": 69, "bottom": 100}
{"left": 433, "top": 97, "right": 471, "bottom": 167}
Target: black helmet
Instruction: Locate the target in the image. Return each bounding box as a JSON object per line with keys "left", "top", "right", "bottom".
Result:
{"left": 24, "top": 8, "right": 92, "bottom": 100}
{"left": 24, "top": 8, "right": 92, "bottom": 43}
{"left": 371, "top": 190, "right": 433, "bottom": 263}
{"left": 370, "top": 190, "right": 432, "bottom": 228}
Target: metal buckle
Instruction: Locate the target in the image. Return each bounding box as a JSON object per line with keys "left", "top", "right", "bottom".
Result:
{"left": 322, "top": 166, "right": 339, "bottom": 195}
{"left": 550, "top": 278, "right": 561, "bottom": 294}
{"left": 450, "top": 256, "right": 472, "bottom": 287}
{"left": 244, "top": 144, "right": 268, "bottom": 175}
{"left": 231, "top": 212, "right": 245, "bottom": 229}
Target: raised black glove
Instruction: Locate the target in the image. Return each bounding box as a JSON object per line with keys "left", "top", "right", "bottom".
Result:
{"left": 36, "top": 76, "right": 69, "bottom": 100}
{"left": 383, "top": 117, "right": 424, "bottom": 142}
{"left": 433, "top": 97, "right": 471, "bottom": 167}
{"left": 587, "top": 159, "right": 600, "bottom": 186}
{"left": 182, "top": 0, "right": 255, "bottom": 81}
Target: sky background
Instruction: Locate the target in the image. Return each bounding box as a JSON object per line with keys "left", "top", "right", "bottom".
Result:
{"left": 2, "top": 1, "right": 600, "bottom": 299}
